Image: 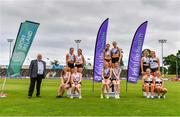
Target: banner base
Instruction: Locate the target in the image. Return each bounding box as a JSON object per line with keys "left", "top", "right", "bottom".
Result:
{"left": 0, "top": 93, "right": 7, "bottom": 98}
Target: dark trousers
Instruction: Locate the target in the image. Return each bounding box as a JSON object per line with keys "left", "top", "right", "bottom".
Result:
{"left": 28, "top": 75, "right": 43, "bottom": 97}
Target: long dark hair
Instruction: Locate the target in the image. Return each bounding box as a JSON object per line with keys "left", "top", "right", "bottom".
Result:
{"left": 105, "top": 44, "right": 110, "bottom": 52}
{"left": 78, "top": 48, "right": 82, "bottom": 55}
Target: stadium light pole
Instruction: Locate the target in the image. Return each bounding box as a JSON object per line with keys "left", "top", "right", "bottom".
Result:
{"left": 7, "top": 39, "right": 14, "bottom": 63}
{"left": 158, "top": 39, "right": 167, "bottom": 76}
{"left": 74, "top": 39, "right": 81, "bottom": 53}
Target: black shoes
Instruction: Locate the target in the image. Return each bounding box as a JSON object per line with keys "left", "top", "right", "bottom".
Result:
{"left": 56, "top": 96, "right": 62, "bottom": 98}
{"left": 36, "top": 95, "right": 41, "bottom": 98}
{"left": 27, "top": 95, "right": 41, "bottom": 98}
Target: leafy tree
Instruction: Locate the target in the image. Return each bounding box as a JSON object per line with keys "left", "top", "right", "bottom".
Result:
{"left": 160, "top": 66, "right": 168, "bottom": 74}
{"left": 163, "top": 50, "right": 180, "bottom": 74}
{"left": 120, "top": 57, "right": 124, "bottom": 66}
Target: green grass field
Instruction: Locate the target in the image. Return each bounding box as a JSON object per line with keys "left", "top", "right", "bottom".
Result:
{"left": 0, "top": 78, "right": 180, "bottom": 116}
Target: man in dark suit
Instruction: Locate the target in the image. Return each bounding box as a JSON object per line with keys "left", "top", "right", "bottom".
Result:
{"left": 28, "top": 54, "right": 46, "bottom": 98}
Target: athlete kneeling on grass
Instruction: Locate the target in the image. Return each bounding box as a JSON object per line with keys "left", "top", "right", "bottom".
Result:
{"left": 101, "top": 62, "right": 112, "bottom": 99}
{"left": 142, "top": 68, "right": 155, "bottom": 99}
{"left": 56, "top": 67, "right": 71, "bottom": 98}
{"left": 154, "top": 71, "right": 167, "bottom": 99}
{"left": 111, "top": 62, "right": 121, "bottom": 99}
{"left": 71, "top": 67, "right": 82, "bottom": 99}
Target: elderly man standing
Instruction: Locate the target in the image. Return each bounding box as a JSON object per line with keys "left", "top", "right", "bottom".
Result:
{"left": 28, "top": 54, "right": 46, "bottom": 98}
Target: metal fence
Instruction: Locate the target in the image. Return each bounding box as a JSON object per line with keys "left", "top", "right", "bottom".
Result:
{"left": 0, "top": 68, "right": 127, "bottom": 79}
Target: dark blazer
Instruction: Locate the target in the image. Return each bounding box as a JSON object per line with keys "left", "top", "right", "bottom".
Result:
{"left": 29, "top": 59, "right": 46, "bottom": 78}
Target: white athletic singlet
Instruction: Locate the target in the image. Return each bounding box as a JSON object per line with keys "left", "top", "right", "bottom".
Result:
{"left": 144, "top": 75, "right": 153, "bottom": 84}
{"left": 142, "top": 57, "right": 150, "bottom": 65}
{"left": 68, "top": 53, "right": 75, "bottom": 62}
{"left": 150, "top": 57, "right": 159, "bottom": 69}
{"left": 103, "top": 68, "right": 110, "bottom": 78}
{"left": 112, "top": 67, "right": 121, "bottom": 80}
{"left": 155, "top": 77, "right": 163, "bottom": 86}
{"left": 76, "top": 55, "right": 83, "bottom": 64}
{"left": 72, "top": 73, "right": 81, "bottom": 82}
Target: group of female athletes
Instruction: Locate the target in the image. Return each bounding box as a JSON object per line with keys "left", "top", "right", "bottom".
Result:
{"left": 141, "top": 50, "right": 168, "bottom": 99}
{"left": 56, "top": 43, "right": 167, "bottom": 99}
{"left": 101, "top": 41, "right": 123, "bottom": 99}
{"left": 56, "top": 48, "right": 85, "bottom": 99}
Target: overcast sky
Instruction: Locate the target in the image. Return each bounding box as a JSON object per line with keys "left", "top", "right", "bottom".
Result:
{"left": 0, "top": 0, "right": 180, "bottom": 66}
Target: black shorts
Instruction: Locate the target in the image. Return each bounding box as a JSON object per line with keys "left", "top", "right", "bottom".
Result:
{"left": 110, "top": 77, "right": 117, "bottom": 81}
{"left": 151, "top": 68, "right": 158, "bottom": 73}
{"left": 68, "top": 63, "right": 74, "bottom": 68}
{"left": 112, "top": 58, "right": 119, "bottom": 63}
{"left": 75, "top": 64, "right": 83, "bottom": 68}
{"left": 104, "top": 77, "right": 109, "bottom": 79}
{"left": 104, "top": 59, "right": 111, "bottom": 62}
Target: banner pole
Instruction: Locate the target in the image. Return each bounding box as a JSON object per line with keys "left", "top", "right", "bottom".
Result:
{"left": 0, "top": 77, "right": 7, "bottom": 98}
{"left": 126, "top": 77, "right": 128, "bottom": 93}
{"left": 0, "top": 77, "right": 6, "bottom": 93}
{"left": 92, "top": 65, "right": 94, "bottom": 92}
{"left": 92, "top": 73, "right": 94, "bottom": 92}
